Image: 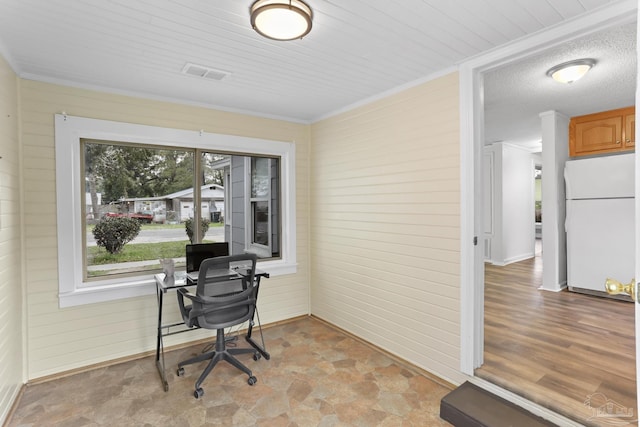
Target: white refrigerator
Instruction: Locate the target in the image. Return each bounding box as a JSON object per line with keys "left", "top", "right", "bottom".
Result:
{"left": 564, "top": 153, "right": 635, "bottom": 297}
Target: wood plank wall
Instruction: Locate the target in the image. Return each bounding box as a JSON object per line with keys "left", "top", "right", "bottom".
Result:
{"left": 19, "top": 80, "right": 311, "bottom": 379}
{"left": 0, "top": 55, "right": 23, "bottom": 424}
{"left": 310, "top": 72, "right": 465, "bottom": 384}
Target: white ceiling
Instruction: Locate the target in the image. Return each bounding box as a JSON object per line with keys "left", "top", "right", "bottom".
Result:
{"left": 0, "top": 0, "right": 632, "bottom": 137}
{"left": 484, "top": 21, "right": 637, "bottom": 152}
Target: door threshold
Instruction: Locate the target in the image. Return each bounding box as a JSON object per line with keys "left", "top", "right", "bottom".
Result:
{"left": 441, "top": 381, "right": 557, "bottom": 426}
{"left": 453, "top": 378, "right": 587, "bottom": 427}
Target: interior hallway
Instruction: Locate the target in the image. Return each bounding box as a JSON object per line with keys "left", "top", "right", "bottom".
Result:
{"left": 478, "top": 242, "right": 636, "bottom": 426}
{"left": 7, "top": 317, "right": 453, "bottom": 427}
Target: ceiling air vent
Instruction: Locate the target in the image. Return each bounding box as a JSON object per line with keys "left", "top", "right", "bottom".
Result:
{"left": 181, "top": 62, "right": 230, "bottom": 81}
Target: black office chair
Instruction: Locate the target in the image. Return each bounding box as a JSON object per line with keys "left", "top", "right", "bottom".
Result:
{"left": 176, "top": 253, "right": 259, "bottom": 398}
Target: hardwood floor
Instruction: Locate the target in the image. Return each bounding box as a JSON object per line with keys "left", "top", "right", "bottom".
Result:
{"left": 477, "top": 248, "right": 637, "bottom": 427}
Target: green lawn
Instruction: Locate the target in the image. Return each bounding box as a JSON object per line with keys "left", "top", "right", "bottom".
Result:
{"left": 88, "top": 240, "right": 192, "bottom": 265}
{"left": 87, "top": 221, "right": 224, "bottom": 232}
{"left": 86, "top": 221, "right": 223, "bottom": 266}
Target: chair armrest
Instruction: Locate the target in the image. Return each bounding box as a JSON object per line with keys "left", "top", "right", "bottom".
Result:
{"left": 176, "top": 287, "right": 199, "bottom": 327}
{"left": 178, "top": 287, "right": 198, "bottom": 301}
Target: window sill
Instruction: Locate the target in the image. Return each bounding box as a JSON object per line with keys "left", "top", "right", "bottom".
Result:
{"left": 258, "top": 259, "right": 298, "bottom": 277}
{"left": 59, "top": 262, "right": 297, "bottom": 308}
{"left": 59, "top": 277, "right": 156, "bottom": 308}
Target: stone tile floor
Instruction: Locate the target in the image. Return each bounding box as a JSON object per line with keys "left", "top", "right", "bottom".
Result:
{"left": 8, "top": 317, "right": 453, "bottom": 426}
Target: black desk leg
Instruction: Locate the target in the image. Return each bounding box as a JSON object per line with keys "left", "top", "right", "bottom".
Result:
{"left": 155, "top": 286, "right": 169, "bottom": 392}
{"left": 245, "top": 277, "right": 270, "bottom": 360}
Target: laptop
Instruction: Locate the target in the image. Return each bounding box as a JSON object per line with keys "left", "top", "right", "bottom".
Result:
{"left": 185, "top": 242, "right": 229, "bottom": 272}
{"left": 185, "top": 242, "right": 230, "bottom": 284}
{"left": 186, "top": 268, "right": 238, "bottom": 284}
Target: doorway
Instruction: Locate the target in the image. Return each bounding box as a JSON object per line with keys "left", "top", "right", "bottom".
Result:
{"left": 459, "top": 5, "right": 638, "bottom": 425}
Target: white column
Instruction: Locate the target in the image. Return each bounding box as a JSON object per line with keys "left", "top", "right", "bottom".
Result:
{"left": 539, "top": 110, "right": 569, "bottom": 292}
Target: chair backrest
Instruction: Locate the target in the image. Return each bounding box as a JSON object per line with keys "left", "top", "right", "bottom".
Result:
{"left": 185, "top": 242, "right": 230, "bottom": 273}
{"left": 192, "top": 253, "right": 257, "bottom": 330}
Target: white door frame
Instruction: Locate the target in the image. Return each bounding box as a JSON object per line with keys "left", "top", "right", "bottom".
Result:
{"left": 459, "top": 0, "right": 638, "bottom": 397}
{"left": 634, "top": 1, "right": 640, "bottom": 420}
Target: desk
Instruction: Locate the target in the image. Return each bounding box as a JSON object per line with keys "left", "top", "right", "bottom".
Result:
{"left": 154, "top": 268, "right": 270, "bottom": 392}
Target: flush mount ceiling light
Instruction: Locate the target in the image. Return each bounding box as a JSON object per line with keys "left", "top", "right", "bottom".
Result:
{"left": 250, "top": 0, "right": 313, "bottom": 41}
{"left": 546, "top": 58, "right": 596, "bottom": 84}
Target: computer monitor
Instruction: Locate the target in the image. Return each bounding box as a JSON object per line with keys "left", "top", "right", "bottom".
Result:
{"left": 185, "top": 242, "right": 230, "bottom": 273}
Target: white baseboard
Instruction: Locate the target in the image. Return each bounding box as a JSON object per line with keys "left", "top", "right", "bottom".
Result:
{"left": 488, "top": 252, "right": 535, "bottom": 267}
{"left": 538, "top": 281, "right": 567, "bottom": 292}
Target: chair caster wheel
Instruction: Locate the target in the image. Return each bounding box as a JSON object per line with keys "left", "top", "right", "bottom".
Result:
{"left": 194, "top": 388, "right": 204, "bottom": 399}
{"left": 177, "top": 367, "right": 185, "bottom": 377}
{"left": 253, "top": 352, "right": 261, "bottom": 361}
{"left": 248, "top": 376, "right": 257, "bottom": 386}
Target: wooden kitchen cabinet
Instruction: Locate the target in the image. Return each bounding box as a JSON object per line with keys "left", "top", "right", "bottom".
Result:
{"left": 569, "top": 106, "right": 635, "bottom": 156}
{"left": 624, "top": 109, "right": 635, "bottom": 149}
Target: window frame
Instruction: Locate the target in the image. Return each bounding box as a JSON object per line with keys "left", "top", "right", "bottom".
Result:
{"left": 55, "top": 114, "right": 297, "bottom": 308}
{"left": 246, "top": 156, "right": 274, "bottom": 258}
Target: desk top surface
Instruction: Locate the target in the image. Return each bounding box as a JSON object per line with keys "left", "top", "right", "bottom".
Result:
{"left": 155, "top": 268, "right": 269, "bottom": 291}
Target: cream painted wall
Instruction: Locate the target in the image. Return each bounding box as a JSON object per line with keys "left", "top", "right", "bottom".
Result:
{"left": 0, "top": 55, "right": 23, "bottom": 424}
{"left": 310, "top": 72, "right": 465, "bottom": 385}
{"left": 19, "top": 80, "right": 310, "bottom": 379}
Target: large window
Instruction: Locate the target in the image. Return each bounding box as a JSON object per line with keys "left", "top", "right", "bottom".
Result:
{"left": 82, "top": 141, "right": 281, "bottom": 281}
{"left": 56, "top": 115, "right": 296, "bottom": 307}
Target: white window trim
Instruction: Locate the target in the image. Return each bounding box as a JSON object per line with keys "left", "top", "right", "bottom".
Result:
{"left": 55, "top": 114, "right": 297, "bottom": 308}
